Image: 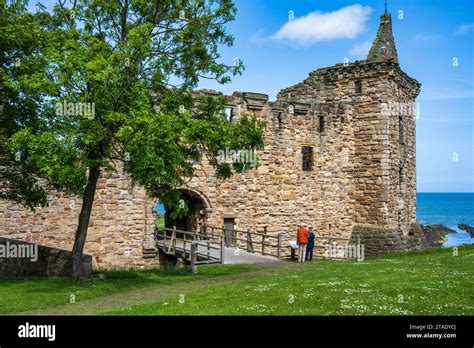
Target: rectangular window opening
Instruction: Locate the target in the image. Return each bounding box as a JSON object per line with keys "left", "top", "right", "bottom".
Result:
{"left": 277, "top": 112, "right": 283, "bottom": 129}
{"left": 319, "top": 116, "right": 325, "bottom": 133}
{"left": 225, "top": 107, "right": 234, "bottom": 122}
{"left": 302, "top": 146, "right": 314, "bottom": 171}
{"left": 399, "top": 115, "right": 405, "bottom": 144}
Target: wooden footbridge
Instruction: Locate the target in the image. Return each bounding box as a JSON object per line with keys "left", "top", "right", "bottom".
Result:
{"left": 154, "top": 224, "right": 364, "bottom": 272}
{"left": 154, "top": 225, "right": 282, "bottom": 271}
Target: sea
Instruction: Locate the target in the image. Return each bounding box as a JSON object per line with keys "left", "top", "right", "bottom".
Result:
{"left": 417, "top": 192, "right": 474, "bottom": 247}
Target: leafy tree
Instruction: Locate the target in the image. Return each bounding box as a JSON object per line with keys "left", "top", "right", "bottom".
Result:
{"left": 8, "top": 0, "right": 265, "bottom": 281}
{"left": 0, "top": 0, "right": 49, "bottom": 209}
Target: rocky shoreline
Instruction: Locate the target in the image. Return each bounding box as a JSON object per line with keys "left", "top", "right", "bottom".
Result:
{"left": 458, "top": 224, "right": 474, "bottom": 238}
{"left": 420, "top": 223, "right": 474, "bottom": 247}
{"left": 420, "top": 224, "right": 456, "bottom": 247}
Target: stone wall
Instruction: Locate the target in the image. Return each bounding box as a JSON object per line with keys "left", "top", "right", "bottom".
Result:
{"left": 187, "top": 94, "right": 355, "bottom": 241}
{"left": 186, "top": 60, "right": 420, "bottom": 249}
{"left": 351, "top": 223, "right": 429, "bottom": 256}
{"left": 0, "top": 169, "right": 159, "bottom": 270}
{"left": 385, "top": 68, "right": 419, "bottom": 234}
{"left": 0, "top": 236, "right": 93, "bottom": 277}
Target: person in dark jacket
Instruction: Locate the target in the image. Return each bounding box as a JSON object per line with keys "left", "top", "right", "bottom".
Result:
{"left": 306, "top": 226, "right": 315, "bottom": 261}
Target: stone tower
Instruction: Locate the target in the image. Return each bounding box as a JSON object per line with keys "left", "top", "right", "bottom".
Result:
{"left": 188, "top": 11, "right": 425, "bottom": 255}
{"left": 0, "top": 11, "right": 427, "bottom": 270}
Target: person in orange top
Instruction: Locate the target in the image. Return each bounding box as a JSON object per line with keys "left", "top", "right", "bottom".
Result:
{"left": 296, "top": 223, "right": 309, "bottom": 263}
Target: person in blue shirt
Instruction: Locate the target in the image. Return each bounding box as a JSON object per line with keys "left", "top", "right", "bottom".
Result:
{"left": 306, "top": 226, "right": 315, "bottom": 261}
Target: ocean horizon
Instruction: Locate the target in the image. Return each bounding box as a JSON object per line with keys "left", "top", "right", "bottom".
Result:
{"left": 417, "top": 192, "right": 474, "bottom": 247}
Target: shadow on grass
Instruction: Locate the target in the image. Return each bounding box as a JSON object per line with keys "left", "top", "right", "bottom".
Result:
{"left": 0, "top": 263, "right": 255, "bottom": 314}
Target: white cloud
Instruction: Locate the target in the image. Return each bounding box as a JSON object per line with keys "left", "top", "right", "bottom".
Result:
{"left": 414, "top": 33, "right": 441, "bottom": 42}
{"left": 349, "top": 40, "right": 372, "bottom": 57}
{"left": 454, "top": 23, "right": 474, "bottom": 35}
{"left": 250, "top": 29, "right": 266, "bottom": 44}
{"left": 272, "top": 4, "right": 373, "bottom": 45}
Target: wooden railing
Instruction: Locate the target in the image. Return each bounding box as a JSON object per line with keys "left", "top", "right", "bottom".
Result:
{"left": 154, "top": 226, "right": 225, "bottom": 267}
{"left": 201, "top": 225, "right": 283, "bottom": 259}
{"left": 155, "top": 224, "right": 363, "bottom": 267}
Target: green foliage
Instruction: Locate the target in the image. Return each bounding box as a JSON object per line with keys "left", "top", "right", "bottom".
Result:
{"left": 0, "top": 0, "right": 51, "bottom": 209}
{"left": 154, "top": 217, "right": 165, "bottom": 228}
{"left": 2, "top": 0, "right": 265, "bottom": 216}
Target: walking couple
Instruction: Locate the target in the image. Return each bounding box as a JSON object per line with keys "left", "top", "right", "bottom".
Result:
{"left": 296, "top": 223, "right": 315, "bottom": 262}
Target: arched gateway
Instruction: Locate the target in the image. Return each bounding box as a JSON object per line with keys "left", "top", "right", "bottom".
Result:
{"left": 162, "top": 188, "right": 212, "bottom": 232}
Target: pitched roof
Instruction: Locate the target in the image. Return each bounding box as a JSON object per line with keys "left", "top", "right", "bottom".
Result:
{"left": 367, "top": 14, "right": 399, "bottom": 64}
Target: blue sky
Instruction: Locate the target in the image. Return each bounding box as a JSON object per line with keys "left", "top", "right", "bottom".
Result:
{"left": 27, "top": 0, "right": 474, "bottom": 192}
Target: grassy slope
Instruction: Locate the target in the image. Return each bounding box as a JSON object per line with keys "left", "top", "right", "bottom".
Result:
{"left": 0, "top": 264, "right": 254, "bottom": 314}
{"left": 106, "top": 246, "right": 474, "bottom": 315}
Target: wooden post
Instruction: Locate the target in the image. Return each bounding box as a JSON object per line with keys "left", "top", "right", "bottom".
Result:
{"left": 190, "top": 243, "right": 198, "bottom": 274}
{"left": 262, "top": 226, "right": 267, "bottom": 255}
{"left": 356, "top": 236, "right": 361, "bottom": 261}
{"left": 277, "top": 233, "right": 282, "bottom": 259}
{"left": 328, "top": 238, "right": 333, "bottom": 259}
{"left": 220, "top": 237, "right": 225, "bottom": 264}
{"left": 183, "top": 234, "right": 186, "bottom": 259}
{"left": 172, "top": 226, "right": 177, "bottom": 253}
{"left": 246, "top": 228, "right": 254, "bottom": 253}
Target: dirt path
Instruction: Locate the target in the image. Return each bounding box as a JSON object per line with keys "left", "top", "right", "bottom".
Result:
{"left": 12, "top": 262, "right": 293, "bottom": 316}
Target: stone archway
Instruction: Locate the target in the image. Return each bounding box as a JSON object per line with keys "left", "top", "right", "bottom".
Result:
{"left": 142, "top": 188, "right": 212, "bottom": 266}
{"left": 163, "top": 188, "right": 212, "bottom": 232}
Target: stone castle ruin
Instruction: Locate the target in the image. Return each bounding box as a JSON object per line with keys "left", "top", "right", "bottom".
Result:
{"left": 0, "top": 14, "right": 428, "bottom": 270}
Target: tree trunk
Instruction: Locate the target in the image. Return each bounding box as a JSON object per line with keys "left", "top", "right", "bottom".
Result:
{"left": 71, "top": 166, "right": 100, "bottom": 281}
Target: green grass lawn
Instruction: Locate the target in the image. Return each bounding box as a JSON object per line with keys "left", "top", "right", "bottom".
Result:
{"left": 155, "top": 217, "right": 165, "bottom": 228}
{"left": 106, "top": 246, "right": 474, "bottom": 316}
{"left": 0, "top": 264, "right": 254, "bottom": 314}
{"left": 1, "top": 246, "right": 473, "bottom": 315}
